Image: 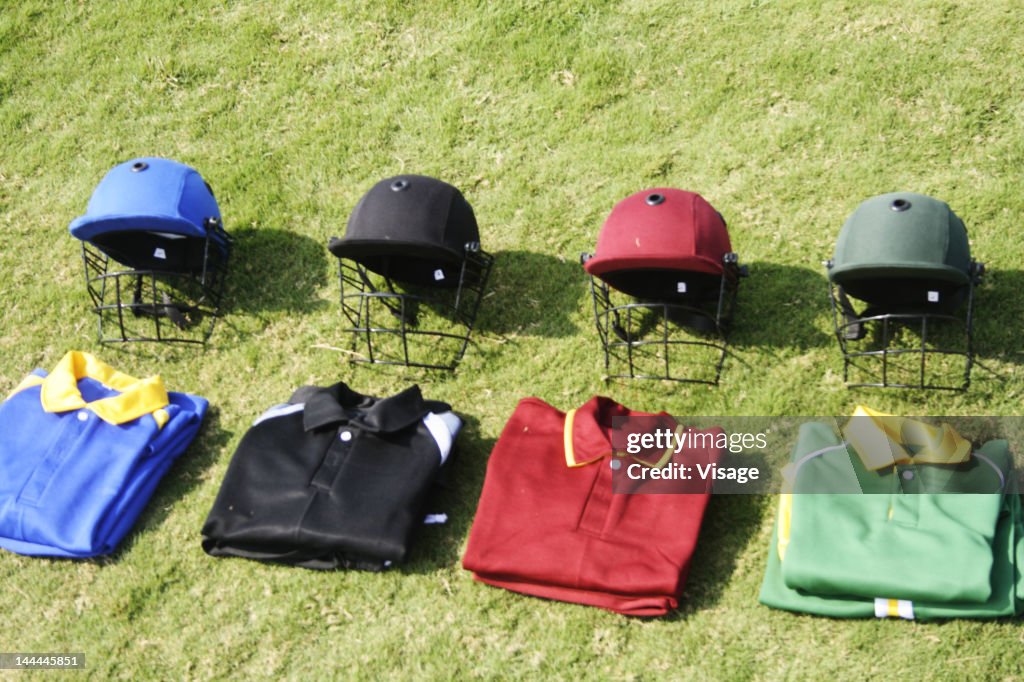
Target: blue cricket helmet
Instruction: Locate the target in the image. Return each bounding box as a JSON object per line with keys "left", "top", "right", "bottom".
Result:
{"left": 70, "top": 157, "right": 228, "bottom": 271}
{"left": 69, "top": 157, "right": 231, "bottom": 343}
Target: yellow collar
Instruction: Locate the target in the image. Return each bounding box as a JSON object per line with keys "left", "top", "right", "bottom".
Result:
{"left": 843, "top": 405, "right": 971, "bottom": 470}
{"left": 563, "top": 402, "right": 679, "bottom": 469}
{"left": 35, "top": 351, "right": 169, "bottom": 425}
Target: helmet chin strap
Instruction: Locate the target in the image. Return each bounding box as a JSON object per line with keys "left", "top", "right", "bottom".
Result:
{"left": 130, "top": 275, "right": 196, "bottom": 330}
{"left": 609, "top": 304, "right": 721, "bottom": 342}
{"left": 355, "top": 265, "right": 419, "bottom": 327}
{"left": 834, "top": 285, "right": 866, "bottom": 341}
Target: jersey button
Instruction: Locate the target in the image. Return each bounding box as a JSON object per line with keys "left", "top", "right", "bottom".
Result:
{"left": 77, "top": 411, "right": 89, "bottom": 422}
{"left": 902, "top": 470, "right": 915, "bottom": 481}
{"left": 339, "top": 430, "right": 353, "bottom": 442}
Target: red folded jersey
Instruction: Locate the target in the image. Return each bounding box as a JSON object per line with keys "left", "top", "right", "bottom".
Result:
{"left": 462, "top": 396, "right": 720, "bottom": 616}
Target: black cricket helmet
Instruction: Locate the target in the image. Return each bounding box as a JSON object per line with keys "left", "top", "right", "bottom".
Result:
{"left": 328, "top": 175, "right": 493, "bottom": 370}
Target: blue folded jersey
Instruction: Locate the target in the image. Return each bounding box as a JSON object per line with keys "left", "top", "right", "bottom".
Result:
{"left": 0, "top": 351, "right": 207, "bottom": 557}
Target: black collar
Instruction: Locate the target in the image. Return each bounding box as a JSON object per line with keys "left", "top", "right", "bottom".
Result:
{"left": 301, "top": 383, "right": 443, "bottom": 434}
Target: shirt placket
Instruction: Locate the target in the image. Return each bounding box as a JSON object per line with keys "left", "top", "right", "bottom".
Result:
{"left": 311, "top": 424, "right": 358, "bottom": 491}
{"left": 888, "top": 462, "right": 920, "bottom": 525}
{"left": 577, "top": 455, "right": 614, "bottom": 536}
{"left": 18, "top": 410, "right": 92, "bottom": 506}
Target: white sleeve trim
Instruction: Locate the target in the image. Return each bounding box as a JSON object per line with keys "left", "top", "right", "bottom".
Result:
{"left": 252, "top": 402, "right": 305, "bottom": 426}
{"left": 423, "top": 411, "right": 462, "bottom": 465}
{"left": 793, "top": 442, "right": 851, "bottom": 474}
{"left": 972, "top": 451, "right": 1006, "bottom": 491}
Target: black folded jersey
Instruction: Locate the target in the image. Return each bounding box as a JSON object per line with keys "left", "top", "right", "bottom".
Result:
{"left": 201, "top": 382, "right": 461, "bottom": 570}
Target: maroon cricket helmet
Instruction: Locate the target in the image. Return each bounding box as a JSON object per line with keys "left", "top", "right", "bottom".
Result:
{"left": 581, "top": 188, "right": 745, "bottom": 385}
{"left": 584, "top": 188, "right": 735, "bottom": 301}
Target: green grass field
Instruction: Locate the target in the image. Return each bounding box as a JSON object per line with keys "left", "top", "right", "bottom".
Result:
{"left": 2, "top": 0, "right": 1024, "bottom": 678}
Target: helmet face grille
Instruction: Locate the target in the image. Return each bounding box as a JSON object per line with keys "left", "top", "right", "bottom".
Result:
{"left": 79, "top": 227, "right": 231, "bottom": 345}
{"left": 828, "top": 280, "right": 976, "bottom": 391}
{"left": 337, "top": 246, "right": 493, "bottom": 371}
{"left": 586, "top": 272, "right": 740, "bottom": 385}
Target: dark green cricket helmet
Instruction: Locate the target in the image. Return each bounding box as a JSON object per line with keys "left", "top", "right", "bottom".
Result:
{"left": 827, "top": 192, "right": 972, "bottom": 310}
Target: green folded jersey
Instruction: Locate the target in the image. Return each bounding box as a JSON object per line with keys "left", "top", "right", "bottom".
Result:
{"left": 760, "top": 494, "right": 1023, "bottom": 619}
{"left": 759, "top": 420, "right": 1024, "bottom": 620}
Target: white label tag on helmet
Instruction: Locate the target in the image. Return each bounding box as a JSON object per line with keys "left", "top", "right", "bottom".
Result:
{"left": 153, "top": 248, "right": 167, "bottom": 260}
{"left": 927, "top": 290, "right": 939, "bottom": 303}
{"left": 677, "top": 282, "right": 687, "bottom": 293}
{"left": 433, "top": 269, "right": 445, "bottom": 281}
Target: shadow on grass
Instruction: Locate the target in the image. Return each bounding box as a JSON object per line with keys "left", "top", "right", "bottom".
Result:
{"left": 729, "top": 262, "right": 832, "bottom": 350}
{"left": 672, "top": 478, "right": 774, "bottom": 619}
{"left": 224, "top": 227, "right": 330, "bottom": 314}
{"left": 309, "top": 249, "right": 584, "bottom": 373}
{"left": 97, "top": 405, "right": 232, "bottom": 564}
{"left": 402, "top": 413, "right": 495, "bottom": 574}
{"left": 474, "top": 250, "right": 586, "bottom": 338}
{"left": 973, "top": 268, "right": 1024, "bottom": 377}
